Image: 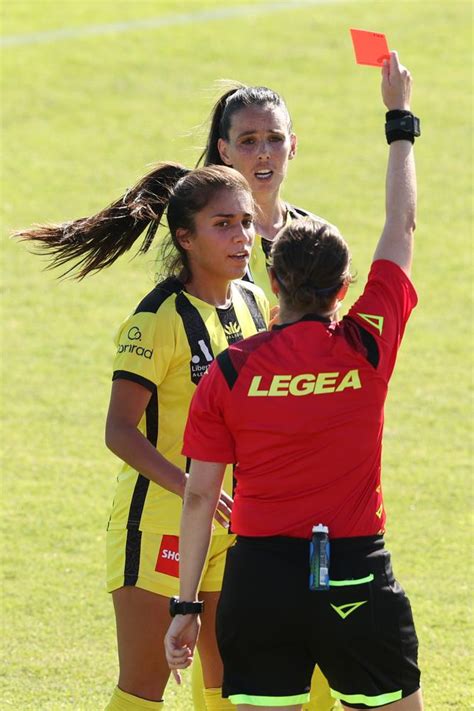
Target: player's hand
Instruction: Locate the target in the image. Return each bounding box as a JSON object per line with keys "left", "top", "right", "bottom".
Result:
{"left": 164, "top": 614, "right": 201, "bottom": 684}
{"left": 213, "top": 488, "right": 233, "bottom": 529}
{"left": 381, "top": 51, "right": 412, "bottom": 111}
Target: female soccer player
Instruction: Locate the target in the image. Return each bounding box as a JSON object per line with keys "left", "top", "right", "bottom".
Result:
{"left": 16, "top": 78, "right": 335, "bottom": 710}
{"left": 197, "top": 82, "right": 326, "bottom": 310}
{"left": 16, "top": 164, "right": 269, "bottom": 711}
{"left": 165, "top": 51, "right": 423, "bottom": 711}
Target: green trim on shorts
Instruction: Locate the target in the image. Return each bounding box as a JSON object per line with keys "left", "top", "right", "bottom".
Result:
{"left": 330, "top": 688, "right": 403, "bottom": 706}
{"left": 229, "top": 692, "right": 310, "bottom": 706}
{"left": 329, "top": 573, "right": 374, "bottom": 587}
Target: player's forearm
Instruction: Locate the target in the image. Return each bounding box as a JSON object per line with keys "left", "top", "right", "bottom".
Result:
{"left": 105, "top": 422, "right": 187, "bottom": 496}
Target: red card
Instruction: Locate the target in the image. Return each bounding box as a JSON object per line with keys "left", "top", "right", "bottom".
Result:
{"left": 350, "top": 29, "right": 390, "bottom": 67}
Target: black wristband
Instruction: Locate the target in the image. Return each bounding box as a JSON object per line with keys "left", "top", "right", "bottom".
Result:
{"left": 385, "top": 110, "right": 421, "bottom": 144}
{"left": 169, "top": 596, "right": 204, "bottom": 617}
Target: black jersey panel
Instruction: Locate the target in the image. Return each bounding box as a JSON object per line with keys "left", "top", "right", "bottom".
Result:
{"left": 175, "top": 292, "right": 215, "bottom": 386}
{"left": 234, "top": 284, "right": 266, "bottom": 331}
{"left": 134, "top": 276, "right": 182, "bottom": 315}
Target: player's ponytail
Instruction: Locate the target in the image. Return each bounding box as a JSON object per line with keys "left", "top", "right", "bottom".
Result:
{"left": 197, "top": 84, "right": 244, "bottom": 167}
{"left": 13, "top": 162, "right": 189, "bottom": 279}
{"left": 197, "top": 83, "right": 292, "bottom": 168}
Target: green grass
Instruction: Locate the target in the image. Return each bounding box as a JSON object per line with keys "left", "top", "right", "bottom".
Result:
{"left": 1, "top": 1, "right": 473, "bottom": 708}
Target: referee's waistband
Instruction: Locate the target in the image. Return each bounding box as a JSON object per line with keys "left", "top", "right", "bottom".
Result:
{"left": 236, "top": 534, "right": 385, "bottom": 556}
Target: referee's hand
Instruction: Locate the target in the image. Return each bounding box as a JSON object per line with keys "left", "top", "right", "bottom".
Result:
{"left": 164, "top": 615, "right": 200, "bottom": 684}
{"left": 381, "top": 50, "right": 412, "bottom": 111}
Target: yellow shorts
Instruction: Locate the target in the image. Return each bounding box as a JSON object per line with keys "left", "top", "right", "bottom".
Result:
{"left": 106, "top": 528, "right": 235, "bottom": 596}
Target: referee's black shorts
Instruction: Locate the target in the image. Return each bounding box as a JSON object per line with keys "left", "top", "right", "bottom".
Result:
{"left": 216, "top": 535, "right": 420, "bottom": 709}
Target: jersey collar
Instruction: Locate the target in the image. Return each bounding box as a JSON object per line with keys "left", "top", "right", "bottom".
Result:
{"left": 273, "top": 313, "right": 332, "bottom": 330}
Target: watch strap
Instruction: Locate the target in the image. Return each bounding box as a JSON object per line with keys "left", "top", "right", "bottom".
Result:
{"left": 169, "top": 596, "right": 204, "bottom": 616}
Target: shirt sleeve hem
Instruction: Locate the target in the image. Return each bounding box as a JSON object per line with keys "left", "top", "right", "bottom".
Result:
{"left": 112, "top": 370, "right": 156, "bottom": 393}
{"left": 182, "top": 449, "right": 234, "bottom": 464}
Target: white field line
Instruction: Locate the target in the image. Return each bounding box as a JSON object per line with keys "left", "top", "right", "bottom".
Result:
{"left": 1, "top": 0, "right": 353, "bottom": 47}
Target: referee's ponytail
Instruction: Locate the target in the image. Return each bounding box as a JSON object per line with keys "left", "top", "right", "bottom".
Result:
{"left": 197, "top": 83, "right": 292, "bottom": 167}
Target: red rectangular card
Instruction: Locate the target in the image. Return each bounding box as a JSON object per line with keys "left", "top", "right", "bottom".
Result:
{"left": 350, "top": 28, "right": 390, "bottom": 67}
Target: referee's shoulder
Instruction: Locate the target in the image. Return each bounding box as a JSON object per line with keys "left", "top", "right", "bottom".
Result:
{"left": 133, "top": 276, "right": 183, "bottom": 315}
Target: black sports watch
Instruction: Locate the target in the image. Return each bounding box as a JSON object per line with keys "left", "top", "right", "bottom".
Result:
{"left": 385, "top": 111, "right": 421, "bottom": 144}
{"left": 169, "top": 596, "right": 204, "bottom": 617}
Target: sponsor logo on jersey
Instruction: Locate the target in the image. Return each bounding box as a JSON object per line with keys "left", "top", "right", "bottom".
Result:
{"left": 117, "top": 343, "right": 153, "bottom": 359}
{"left": 247, "top": 369, "right": 362, "bottom": 397}
{"left": 155, "top": 535, "right": 180, "bottom": 577}
{"left": 357, "top": 313, "right": 384, "bottom": 335}
{"left": 190, "top": 339, "right": 214, "bottom": 383}
{"left": 217, "top": 305, "right": 244, "bottom": 345}
{"left": 223, "top": 321, "right": 243, "bottom": 342}
{"left": 127, "top": 326, "right": 142, "bottom": 341}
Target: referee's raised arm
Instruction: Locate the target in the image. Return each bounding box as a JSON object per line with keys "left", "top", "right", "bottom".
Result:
{"left": 373, "top": 51, "right": 419, "bottom": 277}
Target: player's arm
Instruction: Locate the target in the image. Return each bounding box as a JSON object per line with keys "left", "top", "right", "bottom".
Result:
{"left": 164, "top": 459, "right": 226, "bottom": 681}
{"left": 105, "top": 378, "right": 187, "bottom": 496}
{"left": 105, "top": 379, "right": 232, "bottom": 524}
{"left": 373, "top": 51, "right": 417, "bottom": 277}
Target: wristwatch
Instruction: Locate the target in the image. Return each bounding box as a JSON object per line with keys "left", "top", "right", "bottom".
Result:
{"left": 385, "top": 114, "right": 420, "bottom": 137}
{"left": 385, "top": 110, "right": 421, "bottom": 144}
{"left": 169, "top": 596, "right": 204, "bottom": 617}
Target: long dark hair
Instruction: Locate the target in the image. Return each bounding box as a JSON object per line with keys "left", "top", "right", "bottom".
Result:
{"left": 197, "top": 84, "right": 292, "bottom": 167}
{"left": 13, "top": 163, "right": 253, "bottom": 281}
{"left": 270, "top": 218, "right": 354, "bottom": 314}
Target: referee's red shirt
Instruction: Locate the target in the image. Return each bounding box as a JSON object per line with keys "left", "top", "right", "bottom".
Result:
{"left": 183, "top": 260, "right": 417, "bottom": 539}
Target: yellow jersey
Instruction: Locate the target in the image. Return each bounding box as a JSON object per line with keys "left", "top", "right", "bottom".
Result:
{"left": 245, "top": 204, "right": 325, "bottom": 306}
{"left": 107, "top": 276, "right": 269, "bottom": 536}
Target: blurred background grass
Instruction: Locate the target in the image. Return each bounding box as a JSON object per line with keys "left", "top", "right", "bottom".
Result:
{"left": 1, "top": 1, "right": 472, "bottom": 708}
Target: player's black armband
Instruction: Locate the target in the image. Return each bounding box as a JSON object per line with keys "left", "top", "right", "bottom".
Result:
{"left": 385, "top": 110, "right": 421, "bottom": 144}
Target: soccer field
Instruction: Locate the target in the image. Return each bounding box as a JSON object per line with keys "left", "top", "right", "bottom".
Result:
{"left": 1, "top": 1, "right": 472, "bottom": 709}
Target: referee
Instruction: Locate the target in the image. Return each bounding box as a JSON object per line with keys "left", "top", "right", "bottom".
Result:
{"left": 165, "top": 52, "right": 423, "bottom": 711}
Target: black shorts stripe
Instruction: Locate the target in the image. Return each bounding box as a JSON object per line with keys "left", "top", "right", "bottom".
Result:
{"left": 123, "top": 527, "right": 142, "bottom": 586}
{"left": 235, "top": 284, "right": 266, "bottom": 331}
{"left": 123, "top": 388, "right": 159, "bottom": 583}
